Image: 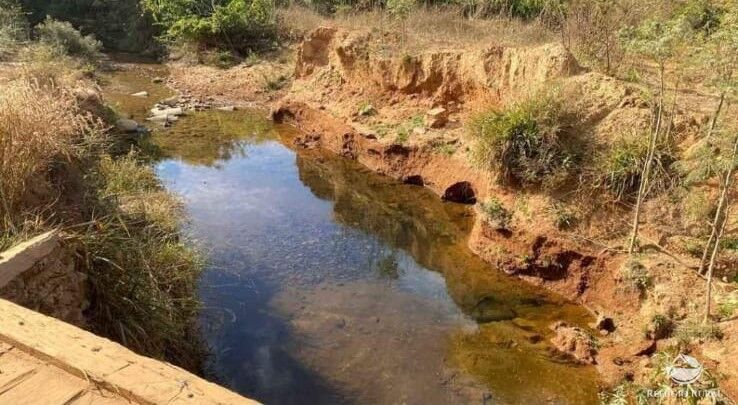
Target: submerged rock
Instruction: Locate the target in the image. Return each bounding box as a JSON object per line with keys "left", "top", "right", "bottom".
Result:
{"left": 115, "top": 118, "right": 139, "bottom": 133}
{"left": 470, "top": 296, "right": 517, "bottom": 323}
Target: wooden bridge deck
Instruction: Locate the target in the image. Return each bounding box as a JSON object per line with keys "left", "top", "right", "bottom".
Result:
{"left": 0, "top": 299, "right": 259, "bottom": 405}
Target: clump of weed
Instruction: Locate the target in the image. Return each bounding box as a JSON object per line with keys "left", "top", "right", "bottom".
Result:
{"left": 80, "top": 152, "right": 205, "bottom": 370}
{"left": 261, "top": 72, "right": 288, "bottom": 91}
{"left": 644, "top": 314, "right": 675, "bottom": 340}
{"left": 394, "top": 115, "right": 424, "bottom": 144}
{"left": 550, "top": 202, "right": 577, "bottom": 230}
{"left": 619, "top": 259, "right": 651, "bottom": 295}
{"left": 594, "top": 131, "right": 676, "bottom": 200}
{"left": 470, "top": 92, "right": 577, "bottom": 188}
{"left": 357, "top": 101, "right": 377, "bottom": 116}
{"left": 675, "top": 319, "right": 723, "bottom": 344}
{"left": 717, "top": 292, "right": 738, "bottom": 320}
{"left": 479, "top": 197, "right": 512, "bottom": 229}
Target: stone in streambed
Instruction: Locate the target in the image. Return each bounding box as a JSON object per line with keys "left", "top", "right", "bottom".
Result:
{"left": 115, "top": 119, "right": 139, "bottom": 133}
{"left": 470, "top": 296, "right": 517, "bottom": 323}
{"left": 131, "top": 91, "right": 148, "bottom": 97}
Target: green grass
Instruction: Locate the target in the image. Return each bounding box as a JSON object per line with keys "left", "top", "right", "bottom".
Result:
{"left": 79, "top": 152, "right": 205, "bottom": 370}
{"left": 469, "top": 93, "right": 576, "bottom": 188}
{"left": 479, "top": 197, "right": 512, "bottom": 228}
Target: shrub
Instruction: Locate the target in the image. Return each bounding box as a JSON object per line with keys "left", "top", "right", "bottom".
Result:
{"left": 0, "top": 80, "right": 104, "bottom": 225}
{"left": 470, "top": 94, "right": 576, "bottom": 188}
{"left": 619, "top": 259, "right": 651, "bottom": 294}
{"left": 142, "top": 0, "right": 277, "bottom": 54}
{"left": 479, "top": 197, "right": 512, "bottom": 228}
{"left": 644, "top": 314, "right": 674, "bottom": 340}
{"left": 595, "top": 131, "right": 676, "bottom": 200}
{"left": 550, "top": 203, "right": 577, "bottom": 230}
{"left": 0, "top": 0, "right": 28, "bottom": 59}
{"left": 387, "top": 0, "right": 416, "bottom": 19}
{"left": 35, "top": 17, "right": 102, "bottom": 63}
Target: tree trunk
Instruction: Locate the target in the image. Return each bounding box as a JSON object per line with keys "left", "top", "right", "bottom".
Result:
{"left": 706, "top": 92, "right": 725, "bottom": 141}
{"left": 629, "top": 66, "right": 665, "bottom": 253}
{"left": 705, "top": 207, "right": 729, "bottom": 323}
{"left": 699, "top": 133, "right": 738, "bottom": 274}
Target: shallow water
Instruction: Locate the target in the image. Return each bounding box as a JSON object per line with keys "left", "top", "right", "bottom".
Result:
{"left": 103, "top": 66, "right": 600, "bottom": 405}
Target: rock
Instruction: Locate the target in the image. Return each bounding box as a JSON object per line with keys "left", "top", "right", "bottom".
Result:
{"left": 550, "top": 321, "right": 598, "bottom": 364}
{"left": 471, "top": 296, "right": 517, "bottom": 323}
{"left": 216, "top": 105, "right": 236, "bottom": 112}
{"left": 131, "top": 91, "right": 148, "bottom": 97}
{"left": 160, "top": 96, "right": 179, "bottom": 107}
{"left": 115, "top": 119, "right": 139, "bottom": 133}
{"left": 425, "top": 107, "right": 448, "bottom": 128}
{"left": 150, "top": 106, "right": 184, "bottom": 117}
{"left": 146, "top": 114, "right": 178, "bottom": 124}
{"left": 151, "top": 77, "right": 164, "bottom": 84}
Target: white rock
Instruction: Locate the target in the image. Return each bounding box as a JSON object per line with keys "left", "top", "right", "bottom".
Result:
{"left": 131, "top": 91, "right": 149, "bottom": 97}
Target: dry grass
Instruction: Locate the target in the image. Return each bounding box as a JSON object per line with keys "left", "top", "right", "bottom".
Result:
{"left": 0, "top": 79, "right": 104, "bottom": 226}
{"left": 278, "top": 5, "right": 555, "bottom": 55}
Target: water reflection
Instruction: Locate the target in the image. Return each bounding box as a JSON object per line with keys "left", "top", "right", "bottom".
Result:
{"left": 103, "top": 67, "right": 600, "bottom": 403}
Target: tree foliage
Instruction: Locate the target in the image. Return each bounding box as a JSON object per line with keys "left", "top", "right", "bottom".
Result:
{"left": 141, "top": 0, "right": 277, "bottom": 53}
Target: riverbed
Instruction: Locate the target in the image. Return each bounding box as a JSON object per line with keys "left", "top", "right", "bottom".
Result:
{"left": 102, "top": 64, "right": 600, "bottom": 405}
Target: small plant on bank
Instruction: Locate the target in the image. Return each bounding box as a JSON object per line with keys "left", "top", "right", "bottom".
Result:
{"left": 469, "top": 93, "right": 576, "bottom": 188}
{"left": 550, "top": 202, "right": 577, "bottom": 230}
{"left": 717, "top": 292, "right": 738, "bottom": 320}
{"left": 644, "top": 314, "right": 675, "bottom": 340}
{"left": 675, "top": 319, "right": 723, "bottom": 344}
{"left": 595, "top": 130, "right": 676, "bottom": 200}
{"left": 479, "top": 197, "right": 512, "bottom": 229}
{"left": 261, "top": 72, "right": 288, "bottom": 91}
{"left": 357, "top": 101, "right": 377, "bottom": 117}
{"left": 619, "top": 259, "right": 651, "bottom": 295}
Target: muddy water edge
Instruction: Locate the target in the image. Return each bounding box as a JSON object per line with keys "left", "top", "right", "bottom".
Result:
{"left": 102, "top": 63, "right": 601, "bottom": 405}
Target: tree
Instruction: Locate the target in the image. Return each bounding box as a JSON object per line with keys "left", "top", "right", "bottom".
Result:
{"left": 619, "top": 17, "right": 687, "bottom": 253}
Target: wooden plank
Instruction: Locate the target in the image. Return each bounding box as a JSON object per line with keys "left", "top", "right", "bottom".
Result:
{"left": 0, "top": 367, "right": 85, "bottom": 405}
{"left": 0, "top": 299, "right": 259, "bottom": 405}
{"left": 70, "top": 389, "right": 133, "bottom": 405}
{"left": 0, "top": 231, "right": 59, "bottom": 288}
{"left": 0, "top": 349, "right": 39, "bottom": 395}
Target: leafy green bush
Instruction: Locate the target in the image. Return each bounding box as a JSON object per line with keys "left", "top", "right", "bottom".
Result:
{"left": 35, "top": 17, "right": 102, "bottom": 63}
{"left": 470, "top": 94, "right": 576, "bottom": 188}
{"left": 142, "top": 0, "right": 277, "bottom": 54}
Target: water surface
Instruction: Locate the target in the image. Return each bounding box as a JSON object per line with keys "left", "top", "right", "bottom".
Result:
{"left": 103, "top": 67, "right": 600, "bottom": 405}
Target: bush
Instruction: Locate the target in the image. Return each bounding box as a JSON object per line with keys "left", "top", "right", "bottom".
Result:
{"left": 0, "top": 80, "right": 104, "bottom": 225}
{"left": 142, "top": 0, "right": 277, "bottom": 54}
{"left": 595, "top": 131, "right": 676, "bottom": 200}
{"left": 470, "top": 94, "right": 576, "bottom": 188}
{"left": 619, "top": 259, "right": 651, "bottom": 294}
{"left": 0, "top": 0, "right": 28, "bottom": 59}
{"left": 35, "top": 17, "right": 102, "bottom": 63}
{"left": 479, "top": 197, "right": 512, "bottom": 228}
{"left": 675, "top": 319, "right": 723, "bottom": 344}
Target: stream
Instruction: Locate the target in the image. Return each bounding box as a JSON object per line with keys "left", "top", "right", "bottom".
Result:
{"left": 102, "top": 63, "right": 600, "bottom": 405}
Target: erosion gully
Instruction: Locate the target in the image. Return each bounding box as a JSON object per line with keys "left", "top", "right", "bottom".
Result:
{"left": 102, "top": 63, "right": 600, "bottom": 405}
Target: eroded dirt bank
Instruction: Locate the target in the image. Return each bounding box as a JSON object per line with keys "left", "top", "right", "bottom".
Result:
{"left": 166, "top": 26, "right": 738, "bottom": 399}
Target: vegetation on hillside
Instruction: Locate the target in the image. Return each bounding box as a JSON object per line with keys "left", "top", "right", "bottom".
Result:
{"left": 0, "top": 8, "right": 204, "bottom": 371}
